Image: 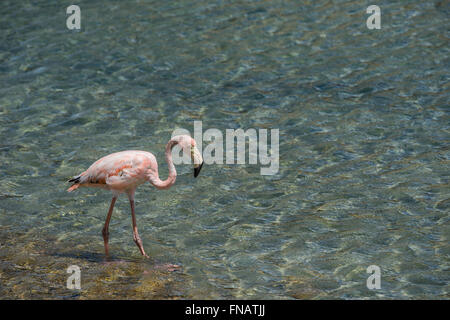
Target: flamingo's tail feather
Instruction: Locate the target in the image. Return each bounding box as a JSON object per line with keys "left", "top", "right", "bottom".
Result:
{"left": 67, "top": 184, "right": 80, "bottom": 192}
{"left": 67, "top": 174, "right": 84, "bottom": 192}
{"left": 68, "top": 175, "right": 81, "bottom": 183}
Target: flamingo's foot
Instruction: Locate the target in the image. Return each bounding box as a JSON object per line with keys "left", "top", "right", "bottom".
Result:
{"left": 153, "top": 263, "right": 182, "bottom": 272}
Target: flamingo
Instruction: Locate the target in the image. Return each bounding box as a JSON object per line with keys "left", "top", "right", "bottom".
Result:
{"left": 67, "top": 135, "right": 204, "bottom": 258}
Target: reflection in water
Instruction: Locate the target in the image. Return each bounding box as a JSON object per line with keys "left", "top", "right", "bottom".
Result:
{"left": 0, "top": 0, "right": 448, "bottom": 299}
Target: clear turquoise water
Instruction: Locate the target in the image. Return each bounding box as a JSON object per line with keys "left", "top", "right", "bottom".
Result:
{"left": 0, "top": 0, "right": 448, "bottom": 299}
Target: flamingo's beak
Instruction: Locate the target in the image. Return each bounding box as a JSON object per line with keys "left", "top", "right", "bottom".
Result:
{"left": 194, "top": 161, "right": 203, "bottom": 178}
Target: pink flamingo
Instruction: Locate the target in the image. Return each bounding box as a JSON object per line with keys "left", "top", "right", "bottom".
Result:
{"left": 67, "top": 135, "right": 204, "bottom": 258}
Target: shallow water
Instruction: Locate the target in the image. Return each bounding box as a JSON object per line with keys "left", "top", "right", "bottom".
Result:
{"left": 0, "top": 0, "right": 449, "bottom": 299}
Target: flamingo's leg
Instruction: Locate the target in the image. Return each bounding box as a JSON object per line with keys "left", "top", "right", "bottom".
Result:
{"left": 128, "top": 193, "right": 149, "bottom": 258}
{"left": 102, "top": 196, "right": 117, "bottom": 257}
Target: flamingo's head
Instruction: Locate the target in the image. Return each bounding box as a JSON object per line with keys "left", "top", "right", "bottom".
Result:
{"left": 172, "top": 135, "right": 204, "bottom": 177}
{"left": 190, "top": 138, "right": 204, "bottom": 178}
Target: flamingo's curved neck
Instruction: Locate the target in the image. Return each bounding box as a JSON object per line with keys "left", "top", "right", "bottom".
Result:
{"left": 150, "top": 139, "right": 177, "bottom": 190}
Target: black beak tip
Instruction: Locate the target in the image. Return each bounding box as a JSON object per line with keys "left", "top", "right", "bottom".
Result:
{"left": 194, "top": 162, "right": 204, "bottom": 178}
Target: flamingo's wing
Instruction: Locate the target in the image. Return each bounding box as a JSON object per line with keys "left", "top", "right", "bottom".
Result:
{"left": 105, "top": 166, "right": 142, "bottom": 189}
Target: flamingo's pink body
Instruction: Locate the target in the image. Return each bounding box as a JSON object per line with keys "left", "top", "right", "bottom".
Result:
{"left": 68, "top": 150, "right": 160, "bottom": 193}
{"left": 67, "top": 135, "right": 203, "bottom": 258}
